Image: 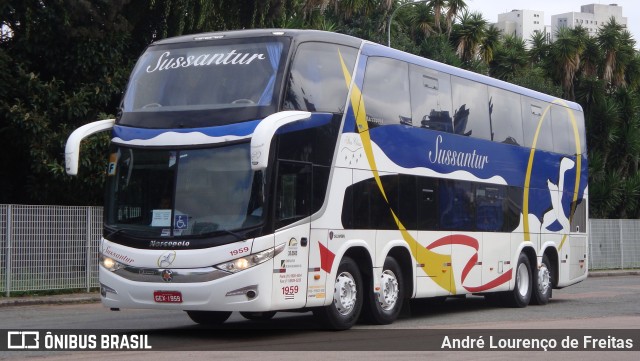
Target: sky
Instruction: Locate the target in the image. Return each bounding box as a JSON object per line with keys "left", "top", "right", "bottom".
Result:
{"left": 466, "top": 0, "right": 640, "bottom": 44}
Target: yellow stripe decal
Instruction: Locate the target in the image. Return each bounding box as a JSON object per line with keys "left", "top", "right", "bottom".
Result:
{"left": 339, "top": 52, "right": 455, "bottom": 293}
{"left": 522, "top": 99, "right": 582, "bottom": 250}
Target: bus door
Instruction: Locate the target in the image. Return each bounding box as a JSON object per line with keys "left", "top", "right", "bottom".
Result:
{"left": 271, "top": 160, "right": 312, "bottom": 309}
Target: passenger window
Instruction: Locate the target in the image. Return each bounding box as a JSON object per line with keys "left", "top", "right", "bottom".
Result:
{"left": 475, "top": 185, "right": 505, "bottom": 231}
{"left": 275, "top": 161, "right": 311, "bottom": 228}
{"left": 551, "top": 104, "right": 577, "bottom": 155}
{"left": 417, "top": 177, "right": 438, "bottom": 230}
{"left": 439, "top": 180, "right": 474, "bottom": 231}
{"left": 410, "top": 65, "right": 453, "bottom": 133}
{"left": 523, "top": 99, "right": 553, "bottom": 151}
{"left": 488, "top": 87, "right": 524, "bottom": 145}
{"left": 451, "top": 77, "right": 491, "bottom": 140}
{"left": 361, "top": 57, "right": 412, "bottom": 128}
{"left": 283, "top": 42, "right": 357, "bottom": 113}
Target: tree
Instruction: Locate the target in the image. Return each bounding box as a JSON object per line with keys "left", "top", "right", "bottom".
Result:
{"left": 480, "top": 24, "right": 501, "bottom": 65}
{"left": 489, "top": 35, "right": 527, "bottom": 80}
{"left": 528, "top": 30, "right": 549, "bottom": 67}
{"left": 549, "top": 26, "right": 587, "bottom": 100}
{"left": 451, "top": 10, "right": 487, "bottom": 64}
{"left": 444, "top": 0, "right": 466, "bottom": 38}
{"left": 427, "top": 0, "right": 446, "bottom": 33}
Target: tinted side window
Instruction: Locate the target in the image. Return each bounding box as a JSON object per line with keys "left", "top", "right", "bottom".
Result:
{"left": 417, "top": 177, "right": 438, "bottom": 230}
{"left": 410, "top": 65, "right": 453, "bottom": 132}
{"left": 551, "top": 104, "right": 577, "bottom": 155}
{"left": 451, "top": 77, "right": 491, "bottom": 140}
{"left": 439, "top": 180, "right": 474, "bottom": 230}
{"left": 523, "top": 98, "right": 554, "bottom": 151}
{"left": 361, "top": 57, "right": 412, "bottom": 128}
{"left": 475, "top": 184, "right": 505, "bottom": 231}
{"left": 283, "top": 42, "right": 357, "bottom": 113}
{"left": 488, "top": 87, "right": 524, "bottom": 145}
{"left": 275, "top": 161, "right": 311, "bottom": 228}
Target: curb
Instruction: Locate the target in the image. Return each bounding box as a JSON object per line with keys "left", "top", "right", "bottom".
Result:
{"left": 587, "top": 270, "right": 640, "bottom": 277}
{"left": 0, "top": 293, "right": 101, "bottom": 308}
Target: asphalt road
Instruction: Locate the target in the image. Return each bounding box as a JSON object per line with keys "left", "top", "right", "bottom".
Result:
{"left": 1, "top": 275, "right": 639, "bottom": 360}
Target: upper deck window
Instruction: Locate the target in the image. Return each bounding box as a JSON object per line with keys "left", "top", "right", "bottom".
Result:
{"left": 283, "top": 42, "right": 357, "bottom": 113}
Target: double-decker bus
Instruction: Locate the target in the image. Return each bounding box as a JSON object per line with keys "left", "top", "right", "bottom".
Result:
{"left": 66, "top": 29, "right": 588, "bottom": 330}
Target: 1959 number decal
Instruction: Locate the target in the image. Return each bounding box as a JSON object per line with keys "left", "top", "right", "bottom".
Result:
{"left": 282, "top": 285, "right": 299, "bottom": 295}
{"left": 230, "top": 246, "right": 250, "bottom": 257}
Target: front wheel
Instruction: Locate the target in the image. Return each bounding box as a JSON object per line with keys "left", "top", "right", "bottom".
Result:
{"left": 531, "top": 254, "right": 552, "bottom": 305}
{"left": 500, "top": 252, "right": 532, "bottom": 308}
{"left": 186, "top": 310, "right": 232, "bottom": 325}
{"left": 313, "top": 256, "right": 363, "bottom": 330}
{"left": 361, "top": 257, "right": 404, "bottom": 324}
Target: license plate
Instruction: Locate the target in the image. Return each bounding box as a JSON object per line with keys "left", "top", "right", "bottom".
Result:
{"left": 153, "top": 291, "right": 183, "bottom": 303}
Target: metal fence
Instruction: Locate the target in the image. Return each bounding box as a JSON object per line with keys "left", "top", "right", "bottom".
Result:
{"left": 0, "top": 205, "right": 102, "bottom": 296}
{"left": 589, "top": 219, "right": 640, "bottom": 270}
{"left": 0, "top": 204, "right": 639, "bottom": 295}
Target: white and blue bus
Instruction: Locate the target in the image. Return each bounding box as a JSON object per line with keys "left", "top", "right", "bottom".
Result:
{"left": 66, "top": 29, "right": 588, "bottom": 330}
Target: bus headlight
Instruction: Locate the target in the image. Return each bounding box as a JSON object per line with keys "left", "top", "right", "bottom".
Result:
{"left": 215, "top": 243, "right": 285, "bottom": 273}
{"left": 100, "top": 255, "right": 124, "bottom": 272}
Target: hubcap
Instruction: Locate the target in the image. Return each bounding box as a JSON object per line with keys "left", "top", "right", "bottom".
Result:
{"left": 378, "top": 270, "right": 399, "bottom": 311}
{"left": 516, "top": 262, "right": 530, "bottom": 297}
{"left": 333, "top": 271, "right": 357, "bottom": 315}
{"left": 537, "top": 264, "right": 551, "bottom": 295}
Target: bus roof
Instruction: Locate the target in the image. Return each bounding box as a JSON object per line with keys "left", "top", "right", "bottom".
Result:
{"left": 150, "top": 28, "right": 364, "bottom": 49}
{"left": 150, "top": 29, "right": 582, "bottom": 113}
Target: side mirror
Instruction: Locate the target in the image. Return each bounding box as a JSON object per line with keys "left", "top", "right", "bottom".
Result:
{"left": 65, "top": 119, "right": 115, "bottom": 175}
{"left": 250, "top": 111, "right": 311, "bottom": 170}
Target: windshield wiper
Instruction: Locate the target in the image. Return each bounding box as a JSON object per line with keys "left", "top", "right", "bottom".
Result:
{"left": 104, "top": 228, "right": 124, "bottom": 240}
{"left": 217, "top": 229, "right": 244, "bottom": 241}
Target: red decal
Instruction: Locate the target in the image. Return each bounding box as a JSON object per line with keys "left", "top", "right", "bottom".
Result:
{"left": 319, "top": 242, "right": 335, "bottom": 274}
{"left": 426, "top": 234, "right": 478, "bottom": 250}
{"left": 463, "top": 270, "right": 513, "bottom": 293}
{"left": 426, "top": 234, "right": 511, "bottom": 292}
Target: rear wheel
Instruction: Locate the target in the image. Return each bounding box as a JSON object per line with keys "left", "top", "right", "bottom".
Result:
{"left": 500, "top": 252, "right": 532, "bottom": 308}
{"left": 361, "top": 257, "right": 404, "bottom": 324}
{"left": 531, "top": 254, "right": 552, "bottom": 305}
{"left": 313, "top": 257, "right": 363, "bottom": 330}
{"left": 186, "top": 310, "right": 232, "bottom": 325}
{"left": 240, "top": 311, "right": 277, "bottom": 321}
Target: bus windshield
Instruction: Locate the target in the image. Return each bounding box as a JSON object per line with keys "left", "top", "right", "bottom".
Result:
{"left": 104, "top": 142, "right": 265, "bottom": 238}
{"left": 122, "top": 38, "right": 287, "bottom": 114}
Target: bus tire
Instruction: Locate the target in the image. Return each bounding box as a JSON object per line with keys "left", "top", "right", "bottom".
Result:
{"left": 313, "top": 256, "right": 363, "bottom": 330}
{"left": 361, "top": 257, "right": 404, "bottom": 324}
{"left": 531, "top": 254, "right": 552, "bottom": 305}
{"left": 501, "top": 252, "right": 532, "bottom": 308}
{"left": 185, "top": 310, "right": 232, "bottom": 325}
{"left": 240, "top": 311, "right": 276, "bottom": 321}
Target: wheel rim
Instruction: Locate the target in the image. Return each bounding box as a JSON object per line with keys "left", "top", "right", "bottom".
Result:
{"left": 378, "top": 270, "right": 399, "bottom": 311}
{"left": 537, "top": 264, "right": 551, "bottom": 295}
{"left": 516, "top": 262, "right": 530, "bottom": 297}
{"left": 333, "top": 271, "right": 357, "bottom": 316}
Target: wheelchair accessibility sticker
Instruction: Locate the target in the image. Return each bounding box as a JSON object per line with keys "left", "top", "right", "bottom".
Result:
{"left": 174, "top": 215, "right": 189, "bottom": 230}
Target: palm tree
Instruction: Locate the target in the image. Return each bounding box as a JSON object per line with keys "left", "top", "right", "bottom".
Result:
{"left": 428, "top": 0, "right": 447, "bottom": 33}
{"left": 444, "top": 0, "right": 466, "bottom": 38}
{"left": 549, "top": 26, "right": 586, "bottom": 100}
{"left": 597, "top": 17, "right": 625, "bottom": 86}
{"left": 489, "top": 34, "right": 527, "bottom": 80}
{"left": 528, "top": 30, "right": 549, "bottom": 67}
{"left": 580, "top": 36, "right": 600, "bottom": 79}
{"left": 451, "top": 10, "right": 487, "bottom": 64}
{"left": 481, "top": 24, "right": 500, "bottom": 65}
{"left": 612, "top": 30, "right": 636, "bottom": 88}
{"left": 405, "top": 2, "right": 437, "bottom": 39}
